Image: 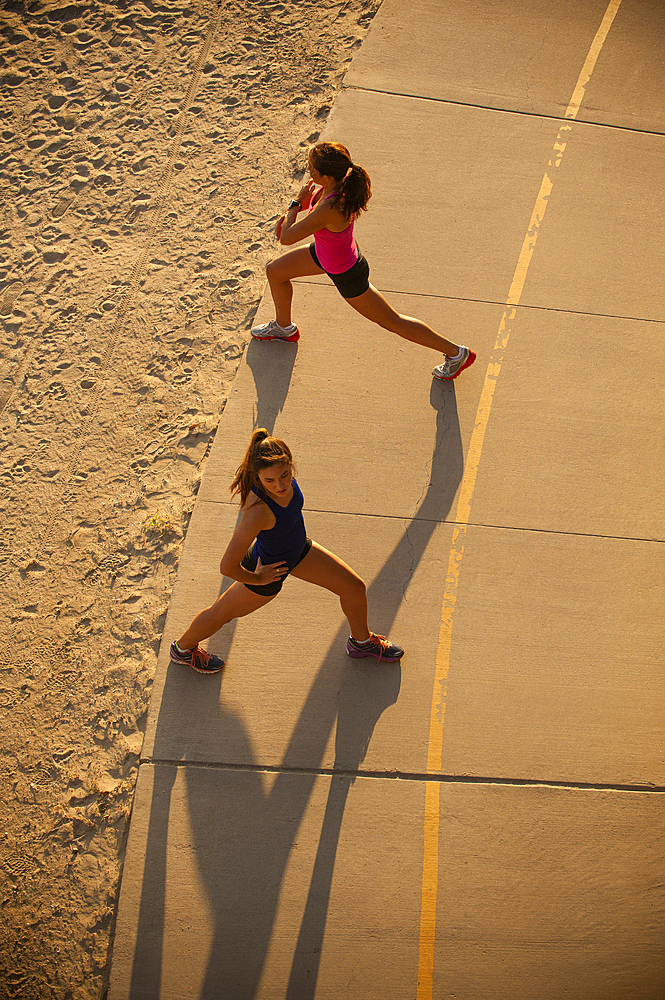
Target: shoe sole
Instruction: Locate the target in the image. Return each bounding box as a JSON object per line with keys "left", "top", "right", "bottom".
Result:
{"left": 347, "top": 648, "right": 404, "bottom": 661}
{"left": 432, "top": 349, "right": 477, "bottom": 381}
{"left": 251, "top": 328, "right": 300, "bottom": 343}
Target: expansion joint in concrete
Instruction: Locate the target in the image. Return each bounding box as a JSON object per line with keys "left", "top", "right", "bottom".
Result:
{"left": 306, "top": 507, "right": 665, "bottom": 545}
{"left": 342, "top": 84, "right": 665, "bottom": 139}
{"left": 138, "top": 757, "right": 665, "bottom": 795}
{"left": 295, "top": 277, "right": 665, "bottom": 326}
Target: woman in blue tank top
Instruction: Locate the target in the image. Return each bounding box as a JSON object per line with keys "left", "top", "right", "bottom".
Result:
{"left": 170, "top": 429, "right": 404, "bottom": 673}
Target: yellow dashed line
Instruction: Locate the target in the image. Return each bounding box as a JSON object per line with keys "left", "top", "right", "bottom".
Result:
{"left": 416, "top": 1, "right": 623, "bottom": 993}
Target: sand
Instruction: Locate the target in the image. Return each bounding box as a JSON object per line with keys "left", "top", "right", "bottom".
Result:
{"left": 0, "top": 1, "right": 381, "bottom": 996}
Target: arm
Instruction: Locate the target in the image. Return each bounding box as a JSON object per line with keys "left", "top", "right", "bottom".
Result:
{"left": 279, "top": 203, "right": 332, "bottom": 246}
{"left": 276, "top": 180, "right": 338, "bottom": 246}
{"left": 274, "top": 179, "right": 315, "bottom": 240}
{"left": 219, "top": 500, "right": 288, "bottom": 586}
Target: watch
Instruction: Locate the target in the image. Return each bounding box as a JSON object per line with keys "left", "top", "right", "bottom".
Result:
{"left": 288, "top": 199, "right": 301, "bottom": 211}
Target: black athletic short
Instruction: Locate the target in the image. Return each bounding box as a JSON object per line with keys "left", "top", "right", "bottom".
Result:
{"left": 241, "top": 538, "right": 312, "bottom": 597}
{"left": 309, "top": 243, "right": 370, "bottom": 299}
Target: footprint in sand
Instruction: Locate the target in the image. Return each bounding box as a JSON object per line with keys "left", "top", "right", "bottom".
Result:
{"left": 74, "top": 32, "right": 95, "bottom": 52}
{"left": 2, "top": 73, "right": 28, "bottom": 89}
{"left": 45, "top": 382, "right": 67, "bottom": 400}
{"left": 158, "top": 425, "right": 180, "bottom": 441}
{"left": 30, "top": 762, "right": 58, "bottom": 787}
{"left": 51, "top": 195, "right": 74, "bottom": 219}
{"left": 0, "top": 380, "right": 14, "bottom": 411}
{"left": 42, "top": 250, "right": 68, "bottom": 264}
{"left": 1, "top": 850, "right": 37, "bottom": 879}
{"left": 3, "top": 459, "right": 32, "bottom": 481}
{"left": 0, "top": 281, "right": 24, "bottom": 316}
{"left": 89, "top": 553, "right": 129, "bottom": 582}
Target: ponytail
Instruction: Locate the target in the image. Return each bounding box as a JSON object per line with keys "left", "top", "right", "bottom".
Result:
{"left": 335, "top": 163, "right": 371, "bottom": 220}
{"left": 230, "top": 428, "right": 293, "bottom": 506}
{"left": 310, "top": 142, "right": 371, "bottom": 220}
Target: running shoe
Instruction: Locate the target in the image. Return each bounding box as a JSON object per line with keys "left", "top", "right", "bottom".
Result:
{"left": 170, "top": 641, "right": 225, "bottom": 674}
{"left": 347, "top": 632, "right": 404, "bottom": 662}
{"left": 432, "top": 347, "right": 476, "bottom": 381}
{"left": 250, "top": 319, "right": 300, "bottom": 342}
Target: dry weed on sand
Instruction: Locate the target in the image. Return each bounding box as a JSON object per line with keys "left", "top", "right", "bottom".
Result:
{"left": 0, "top": 0, "right": 381, "bottom": 996}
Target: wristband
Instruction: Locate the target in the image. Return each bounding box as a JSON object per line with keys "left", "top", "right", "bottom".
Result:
{"left": 288, "top": 199, "right": 301, "bottom": 211}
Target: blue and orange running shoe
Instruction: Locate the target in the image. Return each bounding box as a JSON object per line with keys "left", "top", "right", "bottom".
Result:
{"left": 170, "top": 641, "right": 224, "bottom": 674}
{"left": 347, "top": 632, "right": 404, "bottom": 662}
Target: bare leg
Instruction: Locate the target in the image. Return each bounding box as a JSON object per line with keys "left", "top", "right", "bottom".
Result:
{"left": 289, "top": 542, "right": 370, "bottom": 641}
{"left": 177, "top": 581, "right": 275, "bottom": 650}
{"left": 265, "top": 246, "right": 325, "bottom": 327}
{"left": 346, "top": 283, "right": 460, "bottom": 355}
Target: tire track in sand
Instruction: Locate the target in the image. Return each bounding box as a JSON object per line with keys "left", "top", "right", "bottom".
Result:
{"left": 0, "top": 1, "right": 226, "bottom": 659}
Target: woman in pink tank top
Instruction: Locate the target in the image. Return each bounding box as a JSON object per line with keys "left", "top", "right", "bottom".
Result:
{"left": 251, "top": 142, "right": 476, "bottom": 382}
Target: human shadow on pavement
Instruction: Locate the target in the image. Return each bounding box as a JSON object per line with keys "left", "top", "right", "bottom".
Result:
{"left": 245, "top": 337, "right": 298, "bottom": 434}
{"left": 125, "top": 344, "right": 296, "bottom": 998}
{"left": 206, "top": 338, "right": 299, "bottom": 665}
{"left": 283, "top": 381, "right": 463, "bottom": 999}
{"left": 127, "top": 380, "right": 463, "bottom": 999}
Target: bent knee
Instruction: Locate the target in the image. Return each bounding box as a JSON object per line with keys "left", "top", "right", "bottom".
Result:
{"left": 266, "top": 257, "right": 286, "bottom": 281}
{"left": 334, "top": 572, "right": 366, "bottom": 602}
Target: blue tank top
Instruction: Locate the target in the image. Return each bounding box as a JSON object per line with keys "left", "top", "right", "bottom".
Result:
{"left": 251, "top": 478, "right": 307, "bottom": 570}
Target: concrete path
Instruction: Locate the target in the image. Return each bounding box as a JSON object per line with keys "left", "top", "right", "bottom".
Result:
{"left": 109, "top": 2, "right": 665, "bottom": 997}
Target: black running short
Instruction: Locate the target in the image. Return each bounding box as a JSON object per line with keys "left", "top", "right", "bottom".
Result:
{"left": 241, "top": 538, "right": 312, "bottom": 596}
{"left": 309, "top": 243, "right": 370, "bottom": 299}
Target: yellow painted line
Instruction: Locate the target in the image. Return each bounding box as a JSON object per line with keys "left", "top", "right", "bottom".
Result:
{"left": 566, "top": 0, "right": 624, "bottom": 120}
{"left": 416, "top": 2, "right": 623, "bottom": 994}
{"left": 416, "top": 782, "right": 441, "bottom": 999}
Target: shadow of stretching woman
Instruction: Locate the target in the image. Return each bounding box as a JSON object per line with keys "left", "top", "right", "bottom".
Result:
{"left": 128, "top": 381, "right": 463, "bottom": 998}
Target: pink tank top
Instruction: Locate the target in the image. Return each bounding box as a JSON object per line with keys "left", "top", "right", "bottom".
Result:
{"left": 311, "top": 191, "right": 358, "bottom": 274}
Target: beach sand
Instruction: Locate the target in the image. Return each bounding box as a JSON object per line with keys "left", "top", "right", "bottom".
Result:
{"left": 0, "top": 1, "right": 380, "bottom": 995}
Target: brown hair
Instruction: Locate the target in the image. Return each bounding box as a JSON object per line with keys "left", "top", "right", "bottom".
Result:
{"left": 230, "top": 428, "right": 294, "bottom": 506}
{"left": 310, "top": 142, "right": 371, "bottom": 220}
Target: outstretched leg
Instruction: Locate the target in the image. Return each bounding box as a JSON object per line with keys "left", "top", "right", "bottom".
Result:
{"left": 289, "top": 542, "right": 370, "bottom": 640}
{"left": 177, "top": 581, "right": 275, "bottom": 650}
{"left": 346, "top": 283, "right": 460, "bottom": 355}
{"left": 291, "top": 542, "right": 404, "bottom": 661}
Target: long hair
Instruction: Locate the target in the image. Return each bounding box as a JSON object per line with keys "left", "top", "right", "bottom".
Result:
{"left": 230, "top": 429, "right": 294, "bottom": 506}
{"left": 310, "top": 142, "right": 371, "bottom": 220}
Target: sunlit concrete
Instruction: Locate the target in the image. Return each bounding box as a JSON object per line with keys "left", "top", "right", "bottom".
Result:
{"left": 110, "top": 1, "right": 665, "bottom": 997}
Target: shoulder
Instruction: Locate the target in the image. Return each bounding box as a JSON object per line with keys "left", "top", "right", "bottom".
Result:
{"left": 241, "top": 493, "right": 274, "bottom": 530}
{"left": 314, "top": 197, "right": 352, "bottom": 231}
{"left": 310, "top": 195, "right": 340, "bottom": 222}
{"left": 291, "top": 479, "right": 305, "bottom": 508}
